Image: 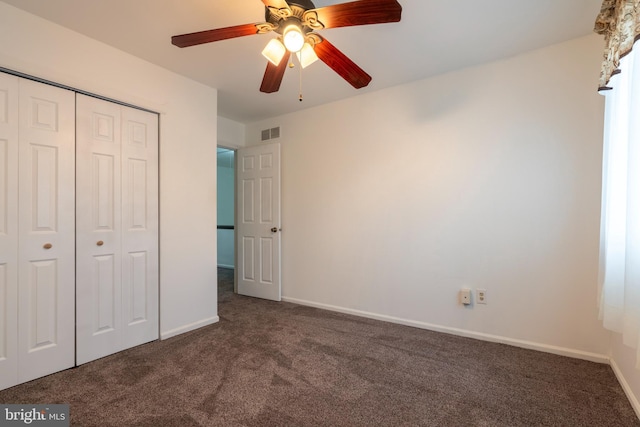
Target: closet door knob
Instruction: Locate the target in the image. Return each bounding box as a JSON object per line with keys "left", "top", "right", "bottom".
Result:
{"left": 97, "top": 240, "right": 104, "bottom": 246}
{"left": 43, "top": 243, "right": 52, "bottom": 250}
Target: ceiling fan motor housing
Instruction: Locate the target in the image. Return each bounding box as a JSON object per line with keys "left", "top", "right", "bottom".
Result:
{"left": 265, "top": 1, "right": 316, "bottom": 34}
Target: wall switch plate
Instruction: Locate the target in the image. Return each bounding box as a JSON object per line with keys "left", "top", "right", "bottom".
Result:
{"left": 459, "top": 288, "right": 472, "bottom": 305}
{"left": 477, "top": 289, "right": 487, "bottom": 304}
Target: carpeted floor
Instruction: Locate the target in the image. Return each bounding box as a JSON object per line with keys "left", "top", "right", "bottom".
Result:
{"left": 0, "top": 267, "right": 638, "bottom": 426}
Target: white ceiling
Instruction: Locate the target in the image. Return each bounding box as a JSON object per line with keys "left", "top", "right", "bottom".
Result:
{"left": 1, "top": 0, "right": 603, "bottom": 124}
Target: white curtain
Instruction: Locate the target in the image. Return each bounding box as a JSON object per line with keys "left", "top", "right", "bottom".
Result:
{"left": 599, "top": 43, "right": 640, "bottom": 365}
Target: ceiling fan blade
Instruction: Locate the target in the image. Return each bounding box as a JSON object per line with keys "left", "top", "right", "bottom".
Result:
{"left": 172, "top": 23, "right": 265, "bottom": 48}
{"left": 260, "top": 52, "right": 291, "bottom": 93}
{"left": 303, "top": 0, "right": 401, "bottom": 30}
{"left": 314, "top": 36, "right": 372, "bottom": 89}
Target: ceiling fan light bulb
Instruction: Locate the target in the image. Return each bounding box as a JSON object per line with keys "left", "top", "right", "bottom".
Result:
{"left": 283, "top": 25, "right": 304, "bottom": 53}
{"left": 262, "top": 38, "right": 286, "bottom": 66}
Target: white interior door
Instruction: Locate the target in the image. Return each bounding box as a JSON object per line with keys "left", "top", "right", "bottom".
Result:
{"left": 76, "top": 94, "right": 158, "bottom": 365}
{"left": 0, "top": 73, "right": 19, "bottom": 390}
{"left": 17, "top": 79, "right": 76, "bottom": 383}
{"left": 237, "top": 143, "right": 281, "bottom": 301}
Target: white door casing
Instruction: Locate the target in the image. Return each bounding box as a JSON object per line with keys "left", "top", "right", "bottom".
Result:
{"left": 17, "top": 79, "right": 76, "bottom": 383}
{"left": 76, "top": 94, "right": 158, "bottom": 365}
{"left": 237, "top": 143, "right": 281, "bottom": 301}
{"left": 0, "top": 73, "right": 19, "bottom": 390}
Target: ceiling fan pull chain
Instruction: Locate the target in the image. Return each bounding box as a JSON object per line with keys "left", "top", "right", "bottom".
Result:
{"left": 298, "top": 50, "right": 304, "bottom": 102}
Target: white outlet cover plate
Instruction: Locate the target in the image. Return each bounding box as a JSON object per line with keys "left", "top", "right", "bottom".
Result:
{"left": 477, "top": 289, "right": 487, "bottom": 304}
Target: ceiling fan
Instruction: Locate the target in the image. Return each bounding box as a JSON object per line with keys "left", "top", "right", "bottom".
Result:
{"left": 171, "top": 0, "right": 402, "bottom": 94}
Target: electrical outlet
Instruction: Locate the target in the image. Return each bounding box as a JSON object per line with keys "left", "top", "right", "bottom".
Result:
{"left": 459, "top": 289, "right": 471, "bottom": 305}
{"left": 477, "top": 289, "right": 487, "bottom": 304}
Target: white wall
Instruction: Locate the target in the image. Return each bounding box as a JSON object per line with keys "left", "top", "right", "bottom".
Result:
{"left": 247, "top": 34, "right": 611, "bottom": 360}
{"left": 0, "top": 3, "right": 219, "bottom": 339}
{"left": 218, "top": 116, "right": 246, "bottom": 149}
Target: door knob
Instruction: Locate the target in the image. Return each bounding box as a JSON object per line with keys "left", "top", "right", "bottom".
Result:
{"left": 97, "top": 240, "right": 104, "bottom": 246}
{"left": 43, "top": 243, "right": 52, "bottom": 249}
{"left": 271, "top": 227, "right": 279, "bottom": 233}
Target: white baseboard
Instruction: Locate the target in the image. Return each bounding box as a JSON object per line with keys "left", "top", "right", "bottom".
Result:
{"left": 217, "top": 264, "right": 234, "bottom": 269}
{"left": 610, "top": 357, "right": 640, "bottom": 419}
{"left": 281, "top": 296, "right": 609, "bottom": 364}
{"left": 160, "top": 316, "right": 219, "bottom": 340}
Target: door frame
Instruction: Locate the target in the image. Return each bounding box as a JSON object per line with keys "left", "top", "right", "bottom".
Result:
{"left": 217, "top": 143, "right": 282, "bottom": 299}
{"left": 217, "top": 144, "right": 239, "bottom": 292}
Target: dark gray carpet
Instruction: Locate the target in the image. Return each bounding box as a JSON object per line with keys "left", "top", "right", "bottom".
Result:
{"left": 0, "top": 267, "right": 638, "bottom": 426}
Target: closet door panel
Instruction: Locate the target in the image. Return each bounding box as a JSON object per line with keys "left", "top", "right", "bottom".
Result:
{"left": 76, "top": 94, "right": 122, "bottom": 365}
{"left": 0, "top": 73, "right": 19, "bottom": 390}
{"left": 17, "top": 79, "right": 75, "bottom": 383}
{"left": 26, "top": 260, "right": 58, "bottom": 347}
{"left": 121, "top": 107, "right": 158, "bottom": 348}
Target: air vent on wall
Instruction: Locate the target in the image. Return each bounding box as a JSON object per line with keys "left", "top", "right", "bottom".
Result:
{"left": 261, "top": 126, "right": 280, "bottom": 141}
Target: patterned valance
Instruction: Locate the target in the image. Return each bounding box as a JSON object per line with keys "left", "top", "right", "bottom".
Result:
{"left": 594, "top": 0, "right": 640, "bottom": 90}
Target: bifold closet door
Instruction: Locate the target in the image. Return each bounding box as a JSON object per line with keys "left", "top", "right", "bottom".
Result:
{"left": 76, "top": 94, "right": 158, "bottom": 365}
{"left": 17, "top": 79, "right": 76, "bottom": 383}
{"left": 0, "top": 73, "right": 19, "bottom": 390}
{"left": 0, "top": 74, "right": 75, "bottom": 389}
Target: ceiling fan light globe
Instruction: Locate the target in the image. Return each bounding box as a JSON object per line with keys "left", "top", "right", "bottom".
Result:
{"left": 283, "top": 25, "right": 305, "bottom": 53}
{"left": 296, "top": 42, "right": 319, "bottom": 68}
{"left": 262, "top": 38, "right": 286, "bottom": 66}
